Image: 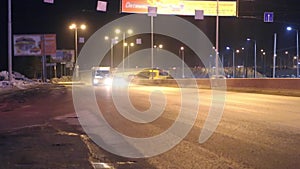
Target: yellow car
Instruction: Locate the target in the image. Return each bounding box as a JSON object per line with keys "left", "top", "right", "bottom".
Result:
{"left": 135, "top": 68, "right": 172, "bottom": 80}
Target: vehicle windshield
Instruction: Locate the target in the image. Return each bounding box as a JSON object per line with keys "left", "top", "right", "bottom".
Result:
{"left": 95, "top": 70, "right": 110, "bottom": 77}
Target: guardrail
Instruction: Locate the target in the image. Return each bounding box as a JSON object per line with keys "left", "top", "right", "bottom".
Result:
{"left": 132, "top": 78, "right": 300, "bottom": 96}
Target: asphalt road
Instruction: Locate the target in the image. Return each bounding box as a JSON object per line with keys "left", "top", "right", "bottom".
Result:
{"left": 1, "top": 84, "right": 300, "bottom": 169}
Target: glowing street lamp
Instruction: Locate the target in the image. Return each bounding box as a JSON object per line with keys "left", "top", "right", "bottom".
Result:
{"left": 179, "top": 47, "right": 185, "bottom": 78}
{"left": 69, "top": 23, "right": 86, "bottom": 79}
{"left": 124, "top": 42, "right": 135, "bottom": 68}
{"left": 154, "top": 44, "right": 163, "bottom": 49}
{"left": 153, "top": 44, "right": 163, "bottom": 68}
{"left": 226, "top": 46, "right": 235, "bottom": 78}
{"left": 287, "top": 26, "right": 299, "bottom": 78}
{"left": 247, "top": 38, "right": 257, "bottom": 78}
{"left": 116, "top": 29, "right": 133, "bottom": 72}
{"left": 105, "top": 36, "right": 119, "bottom": 68}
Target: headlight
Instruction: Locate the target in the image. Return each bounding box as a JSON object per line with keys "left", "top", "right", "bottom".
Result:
{"left": 93, "top": 78, "right": 100, "bottom": 85}
{"left": 104, "top": 77, "right": 113, "bottom": 85}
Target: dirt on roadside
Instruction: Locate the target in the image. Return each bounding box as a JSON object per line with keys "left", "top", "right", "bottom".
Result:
{"left": 0, "top": 84, "right": 93, "bottom": 169}
{"left": 0, "top": 84, "right": 156, "bottom": 169}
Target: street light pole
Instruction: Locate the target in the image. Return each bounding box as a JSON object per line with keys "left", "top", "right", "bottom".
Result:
{"left": 254, "top": 40, "right": 257, "bottom": 78}
{"left": 247, "top": 38, "right": 257, "bottom": 78}
{"left": 151, "top": 16, "right": 154, "bottom": 79}
{"left": 128, "top": 42, "right": 134, "bottom": 69}
{"left": 297, "top": 29, "right": 299, "bottom": 78}
{"left": 72, "top": 26, "right": 79, "bottom": 79}
{"left": 273, "top": 33, "right": 277, "bottom": 78}
{"left": 111, "top": 39, "right": 114, "bottom": 68}
{"left": 69, "top": 24, "right": 86, "bottom": 79}
{"left": 74, "top": 27, "right": 78, "bottom": 62}
{"left": 180, "top": 47, "right": 185, "bottom": 78}
{"left": 105, "top": 36, "right": 118, "bottom": 68}
{"left": 215, "top": 0, "right": 219, "bottom": 76}
{"left": 8, "top": 0, "right": 12, "bottom": 82}
{"left": 122, "top": 32, "right": 125, "bottom": 73}
{"left": 232, "top": 49, "right": 235, "bottom": 78}
{"left": 116, "top": 29, "right": 132, "bottom": 73}
{"left": 226, "top": 47, "right": 235, "bottom": 78}
{"left": 286, "top": 26, "right": 299, "bottom": 78}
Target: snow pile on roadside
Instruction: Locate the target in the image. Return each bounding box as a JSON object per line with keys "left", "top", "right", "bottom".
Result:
{"left": 0, "top": 71, "right": 42, "bottom": 90}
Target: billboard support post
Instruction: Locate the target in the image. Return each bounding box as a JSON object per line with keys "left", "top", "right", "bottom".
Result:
{"left": 42, "top": 35, "right": 47, "bottom": 82}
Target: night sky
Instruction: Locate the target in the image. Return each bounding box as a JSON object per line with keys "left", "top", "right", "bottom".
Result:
{"left": 1, "top": 0, "right": 300, "bottom": 73}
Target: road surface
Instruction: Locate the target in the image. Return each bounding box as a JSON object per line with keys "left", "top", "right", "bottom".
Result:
{"left": 0, "top": 84, "right": 300, "bottom": 169}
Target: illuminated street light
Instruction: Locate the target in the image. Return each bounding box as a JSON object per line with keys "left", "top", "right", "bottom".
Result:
{"left": 154, "top": 44, "right": 163, "bottom": 49}
{"left": 115, "top": 29, "right": 121, "bottom": 34}
{"left": 153, "top": 44, "right": 163, "bottom": 68}
{"left": 124, "top": 42, "right": 135, "bottom": 68}
{"left": 116, "top": 28, "right": 133, "bottom": 72}
{"left": 287, "top": 26, "right": 299, "bottom": 78}
{"left": 294, "top": 56, "right": 298, "bottom": 68}
{"left": 226, "top": 46, "right": 235, "bottom": 78}
{"left": 127, "top": 29, "right": 133, "bottom": 35}
{"left": 69, "top": 23, "right": 86, "bottom": 79}
{"left": 105, "top": 36, "right": 119, "bottom": 68}
{"left": 260, "top": 49, "right": 266, "bottom": 76}
{"left": 80, "top": 24, "right": 86, "bottom": 30}
{"left": 180, "top": 47, "right": 185, "bottom": 78}
{"left": 247, "top": 38, "right": 257, "bottom": 78}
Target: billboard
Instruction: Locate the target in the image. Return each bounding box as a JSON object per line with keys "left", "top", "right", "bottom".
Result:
{"left": 51, "top": 50, "right": 74, "bottom": 63}
{"left": 14, "top": 35, "right": 42, "bottom": 56}
{"left": 13, "top": 34, "right": 56, "bottom": 56}
{"left": 42, "top": 34, "right": 57, "bottom": 56}
{"left": 121, "top": 0, "right": 237, "bottom": 16}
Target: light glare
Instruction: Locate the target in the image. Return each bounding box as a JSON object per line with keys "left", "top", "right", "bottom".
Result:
{"left": 80, "top": 24, "right": 86, "bottom": 30}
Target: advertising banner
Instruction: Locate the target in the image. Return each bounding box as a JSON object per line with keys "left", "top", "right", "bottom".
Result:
{"left": 51, "top": 50, "right": 74, "bottom": 63}
{"left": 121, "top": 0, "right": 237, "bottom": 16}
{"left": 14, "top": 34, "right": 57, "bottom": 56}
{"left": 14, "top": 35, "right": 42, "bottom": 56}
{"left": 42, "top": 34, "right": 57, "bottom": 56}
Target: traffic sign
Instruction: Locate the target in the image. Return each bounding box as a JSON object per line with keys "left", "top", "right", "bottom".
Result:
{"left": 195, "top": 10, "right": 204, "bottom": 20}
{"left": 96, "top": 1, "right": 107, "bottom": 12}
{"left": 264, "top": 12, "right": 274, "bottom": 23}
{"left": 148, "top": 6, "right": 157, "bottom": 17}
{"left": 44, "top": 0, "right": 54, "bottom": 4}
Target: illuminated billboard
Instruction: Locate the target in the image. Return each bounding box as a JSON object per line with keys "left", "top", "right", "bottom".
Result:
{"left": 51, "top": 50, "right": 74, "bottom": 63}
{"left": 121, "top": 0, "right": 237, "bottom": 16}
